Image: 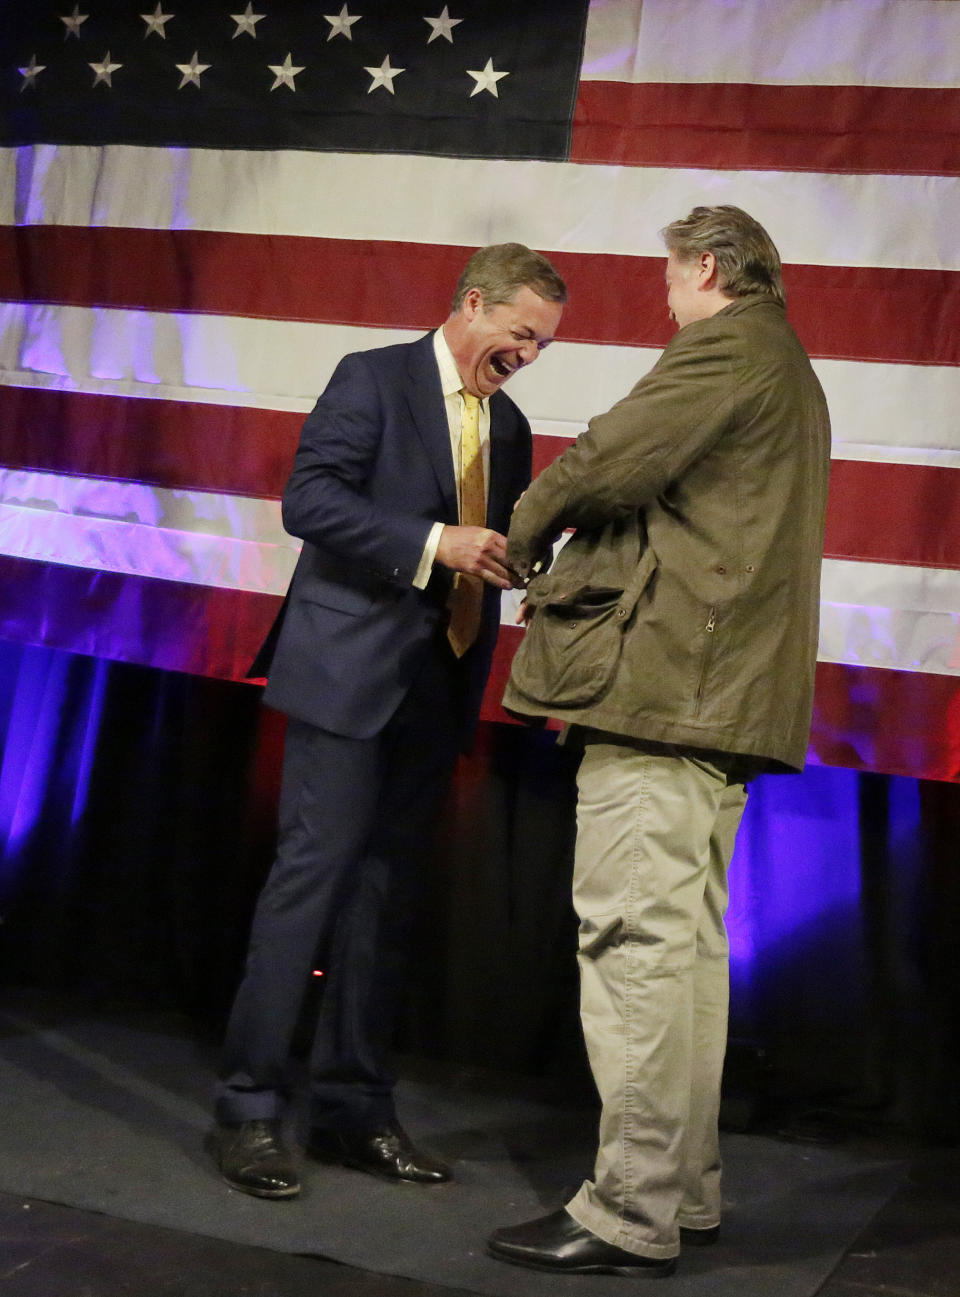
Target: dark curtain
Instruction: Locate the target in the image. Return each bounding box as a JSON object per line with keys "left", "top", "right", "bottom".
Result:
{"left": 1, "top": 639, "right": 958, "bottom": 1141}
{"left": 0, "top": 640, "right": 284, "bottom": 1015}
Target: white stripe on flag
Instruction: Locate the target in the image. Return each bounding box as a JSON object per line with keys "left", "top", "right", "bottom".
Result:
{"left": 0, "top": 367, "right": 317, "bottom": 415}
{"left": 0, "top": 468, "right": 294, "bottom": 547}
{"left": 4, "top": 145, "right": 958, "bottom": 272}
{"left": 0, "top": 480, "right": 297, "bottom": 597}
{"left": 6, "top": 460, "right": 959, "bottom": 679}
{"left": 583, "top": 0, "right": 960, "bottom": 88}
{"left": 819, "top": 559, "right": 960, "bottom": 676}
{"left": 3, "top": 305, "right": 957, "bottom": 462}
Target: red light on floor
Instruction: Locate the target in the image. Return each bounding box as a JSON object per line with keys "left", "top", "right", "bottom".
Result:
{"left": 312, "top": 969, "right": 324, "bottom": 977}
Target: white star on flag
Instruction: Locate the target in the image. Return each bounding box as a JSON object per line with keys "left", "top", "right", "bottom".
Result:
{"left": 424, "top": 7, "right": 462, "bottom": 44}
{"left": 268, "top": 54, "right": 304, "bottom": 92}
{"left": 364, "top": 55, "right": 405, "bottom": 95}
{"left": 60, "top": 6, "right": 89, "bottom": 39}
{"left": 18, "top": 56, "right": 46, "bottom": 91}
{"left": 230, "top": 3, "right": 265, "bottom": 38}
{"left": 89, "top": 53, "right": 123, "bottom": 88}
{"left": 141, "top": 5, "right": 174, "bottom": 39}
{"left": 176, "top": 52, "right": 211, "bottom": 89}
{"left": 467, "top": 57, "right": 508, "bottom": 97}
{"left": 325, "top": 5, "right": 361, "bottom": 41}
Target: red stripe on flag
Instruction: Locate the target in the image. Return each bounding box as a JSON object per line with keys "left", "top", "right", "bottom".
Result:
{"left": 571, "top": 81, "right": 960, "bottom": 176}
{"left": 0, "top": 554, "right": 280, "bottom": 682}
{"left": 810, "top": 660, "right": 960, "bottom": 782}
{"left": 486, "top": 627, "right": 960, "bottom": 783}
{"left": 824, "top": 460, "right": 960, "bottom": 570}
{"left": 532, "top": 434, "right": 576, "bottom": 478}
{"left": 0, "top": 385, "right": 299, "bottom": 499}
{"left": 4, "top": 385, "right": 960, "bottom": 572}
{"left": 784, "top": 263, "right": 960, "bottom": 368}
{"left": 0, "top": 227, "right": 457, "bottom": 327}
{"left": 3, "top": 226, "right": 959, "bottom": 365}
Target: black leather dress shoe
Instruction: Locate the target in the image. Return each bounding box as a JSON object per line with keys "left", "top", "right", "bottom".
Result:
{"left": 209, "top": 1119, "right": 300, "bottom": 1198}
{"left": 680, "top": 1223, "right": 720, "bottom": 1245}
{"left": 487, "top": 1209, "right": 677, "bottom": 1276}
{"left": 308, "top": 1122, "right": 451, "bottom": 1184}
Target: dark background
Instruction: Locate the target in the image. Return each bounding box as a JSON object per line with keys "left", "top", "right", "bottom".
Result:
{"left": 1, "top": 637, "right": 958, "bottom": 1144}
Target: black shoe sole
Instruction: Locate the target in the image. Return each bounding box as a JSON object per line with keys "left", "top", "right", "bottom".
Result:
{"left": 311, "top": 1147, "right": 450, "bottom": 1185}
{"left": 219, "top": 1172, "right": 301, "bottom": 1199}
{"left": 486, "top": 1245, "right": 676, "bottom": 1277}
{"left": 307, "top": 1137, "right": 451, "bottom": 1185}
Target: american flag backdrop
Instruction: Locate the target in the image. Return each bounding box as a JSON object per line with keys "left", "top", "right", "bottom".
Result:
{"left": 1, "top": 0, "right": 959, "bottom": 780}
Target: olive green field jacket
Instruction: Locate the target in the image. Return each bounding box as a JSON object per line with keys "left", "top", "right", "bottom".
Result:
{"left": 503, "top": 296, "right": 831, "bottom": 772}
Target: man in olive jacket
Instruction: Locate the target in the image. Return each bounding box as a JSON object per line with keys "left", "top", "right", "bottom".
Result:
{"left": 488, "top": 207, "right": 831, "bottom": 1277}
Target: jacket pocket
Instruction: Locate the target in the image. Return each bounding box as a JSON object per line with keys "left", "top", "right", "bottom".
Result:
{"left": 508, "top": 546, "right": 658, "bottom": 710}
{"left": 510, "top": 589, "right": 630, "bottom": 708}
{"left": 293, "top": 575, "right": 374, "bottom": 616}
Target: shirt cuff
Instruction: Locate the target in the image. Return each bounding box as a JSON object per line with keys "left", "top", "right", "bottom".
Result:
{"left": 413, "top": 521, "right": 445, "bottom": 589}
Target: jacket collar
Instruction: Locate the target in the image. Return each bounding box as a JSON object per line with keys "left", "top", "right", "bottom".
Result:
{"left": 403, "top": 331, "right": 458, "bottom": 519}
{"left": 713, "top": 294, "right": 786, "bottom": 319}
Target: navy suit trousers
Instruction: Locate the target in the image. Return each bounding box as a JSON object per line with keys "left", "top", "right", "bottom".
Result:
{"left": 217, "top": 632, "right": 464, "bottom": 1130}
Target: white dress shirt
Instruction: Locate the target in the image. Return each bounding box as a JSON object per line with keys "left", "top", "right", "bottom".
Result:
{"left": 412, "top": 328, "right": 491, "bottom": 589}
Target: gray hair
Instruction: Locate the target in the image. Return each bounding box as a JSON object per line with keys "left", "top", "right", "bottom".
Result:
{"left": 661, "top": 205, "right": 785, "bottom": 306}
{"left": 451, "top": 242, "right": 568, "bottom": 313}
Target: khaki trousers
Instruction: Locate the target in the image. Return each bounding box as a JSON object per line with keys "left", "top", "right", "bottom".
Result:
{"left": 566, "top": 738, "right": 748, "bottom": 1260}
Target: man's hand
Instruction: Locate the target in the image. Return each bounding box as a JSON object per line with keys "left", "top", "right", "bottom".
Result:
{"left": 436, "top": 525, "right": 517, "bottom": 589}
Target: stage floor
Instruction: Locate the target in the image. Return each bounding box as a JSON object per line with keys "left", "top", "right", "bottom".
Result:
{"left": 1, "top": 991, "right": 957, "bottom": 1297}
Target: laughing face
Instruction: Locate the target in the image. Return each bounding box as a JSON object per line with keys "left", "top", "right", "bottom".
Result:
{"left": 446, "top": 285, "right": 563, "bottom": 398}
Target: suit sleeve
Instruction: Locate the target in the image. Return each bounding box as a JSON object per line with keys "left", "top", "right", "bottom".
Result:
{"left": 282, "top": 352, "right": 435, "bottom": 584}
{"left": 507, "top": 322, "right": 743, "bottom": 576}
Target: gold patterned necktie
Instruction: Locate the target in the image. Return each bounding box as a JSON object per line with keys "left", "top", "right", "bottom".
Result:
{"left": 446, "top": 389, "right": 485, "bottom": 657}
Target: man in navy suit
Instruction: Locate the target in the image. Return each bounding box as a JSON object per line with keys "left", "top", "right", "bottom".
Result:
{"left": 211, "top": 244, "right": 566, "bottom": 1197}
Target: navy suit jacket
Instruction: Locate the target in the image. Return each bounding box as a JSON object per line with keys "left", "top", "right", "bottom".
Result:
{"left": 256, "top": 331, "right": 532, "bottom": 742}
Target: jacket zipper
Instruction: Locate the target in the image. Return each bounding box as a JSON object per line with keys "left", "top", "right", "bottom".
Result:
{"left": 695, "top": 606, "right": 717, "bottom": 711}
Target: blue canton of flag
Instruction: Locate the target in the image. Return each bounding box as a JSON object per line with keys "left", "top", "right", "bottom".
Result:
{"left": 2, "top": 0, "right": 590, "bottom": 158}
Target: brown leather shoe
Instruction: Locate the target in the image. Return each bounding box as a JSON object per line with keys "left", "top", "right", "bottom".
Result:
{"left": 309, "top": 1122, "right": 451, "bottom": 1184}
{"left": 487, "top": 1209, "right": 677, "bottom": 1276}
{"left": 208, "top": 1119, "right": 300, "bottom": 1198}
